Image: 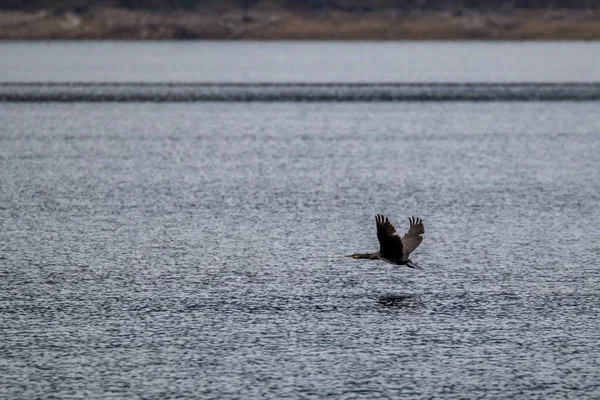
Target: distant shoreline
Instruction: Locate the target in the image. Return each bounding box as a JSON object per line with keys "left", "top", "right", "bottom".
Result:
{"left": 1, "top": 8, "right": 600, "bottom": 40}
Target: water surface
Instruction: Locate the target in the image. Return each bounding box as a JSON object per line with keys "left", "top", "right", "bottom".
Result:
{"left": 1, "top": 41, "right": 600, "bottom": 83}
{"left": 1, "top": 101, "right": 599, "bottom": 398}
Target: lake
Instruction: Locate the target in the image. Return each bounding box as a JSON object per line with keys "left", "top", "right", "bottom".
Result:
{"left": 1, "top": 42, "right": 599, "bottom": 399}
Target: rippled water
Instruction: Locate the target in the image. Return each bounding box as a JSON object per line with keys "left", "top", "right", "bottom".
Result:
{"left": 1, "top": 100, "right": 599, "bottom": 398}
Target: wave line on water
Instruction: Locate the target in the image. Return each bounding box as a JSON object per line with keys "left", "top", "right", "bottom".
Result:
{"left": 1, "top": 82, "right": 599, "bottom": 102}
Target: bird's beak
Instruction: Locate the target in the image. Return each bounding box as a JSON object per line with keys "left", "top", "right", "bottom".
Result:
{"left": 345, "top": 255, "right": 353, "bottom": 258}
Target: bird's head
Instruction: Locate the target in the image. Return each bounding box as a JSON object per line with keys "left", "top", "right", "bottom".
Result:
{"left": 346, "top": 254, "right": 363, "bottom": 259}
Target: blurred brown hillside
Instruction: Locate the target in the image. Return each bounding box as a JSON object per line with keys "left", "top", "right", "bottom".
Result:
{"left": 1, "top": 0, "right": 599, "bottom": 11}
{"left": 1, "top": 0, "right": 599, "bottom": 39}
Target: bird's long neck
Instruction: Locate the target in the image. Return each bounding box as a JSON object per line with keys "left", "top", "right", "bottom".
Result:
{"left": 355, "top": 253, "right": 380, "bottom": 260}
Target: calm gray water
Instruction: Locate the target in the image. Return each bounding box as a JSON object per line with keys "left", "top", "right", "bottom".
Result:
{"left": 1, "top": 42, "right": 600, "bottom": 399}
{"left": 2, "top": 41, "right": 600, "bottom": 83}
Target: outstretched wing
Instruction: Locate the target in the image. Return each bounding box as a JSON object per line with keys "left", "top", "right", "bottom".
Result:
{"left": 375, "top": 214, "right": 404, "bottom": 259}
{"left": 401, "top": 216, "right": 425, "bottom": 258}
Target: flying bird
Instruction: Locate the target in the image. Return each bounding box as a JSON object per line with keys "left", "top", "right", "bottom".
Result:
{"left": 347, "top": 214, "right": 425, "bottom": 270}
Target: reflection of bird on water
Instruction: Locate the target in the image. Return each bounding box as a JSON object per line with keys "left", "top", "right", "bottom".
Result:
{"left": 347, "top": 214, "right": 425, "bottom": 270}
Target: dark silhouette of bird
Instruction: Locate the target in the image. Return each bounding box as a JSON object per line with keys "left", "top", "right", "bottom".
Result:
{"left": 346, "top": 214, "right": 425, "bottom": 270}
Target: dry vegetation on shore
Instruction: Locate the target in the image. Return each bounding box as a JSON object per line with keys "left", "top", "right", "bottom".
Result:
{"left": 1, "top": 8, "right": 599, "bottom": 40}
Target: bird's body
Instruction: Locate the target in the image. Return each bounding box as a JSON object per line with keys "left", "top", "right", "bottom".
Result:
{"left": 347, "top": 214, "right": 425, "bottom": 270}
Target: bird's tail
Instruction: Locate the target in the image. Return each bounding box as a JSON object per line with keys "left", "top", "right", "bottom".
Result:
{"left": 406, "top": 259, "right": 423, "bottom": 270}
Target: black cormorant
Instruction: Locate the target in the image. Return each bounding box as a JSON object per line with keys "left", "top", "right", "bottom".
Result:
{"left": 347, "top": 214, "right": 425, "bottom": 270}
